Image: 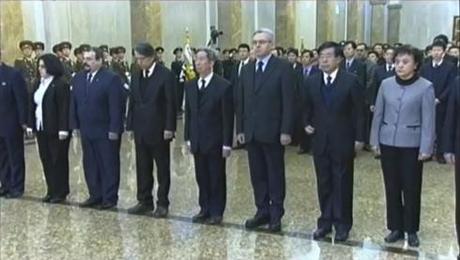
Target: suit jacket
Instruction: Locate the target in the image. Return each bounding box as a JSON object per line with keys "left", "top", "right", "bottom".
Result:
{"left": 126, "top": 64, "right": 177, "bottom": 145}
{"left": 28, "top": 77, "right": 70, "bottom": 135}
{"left": 303, "top": 69, "right": 365, "bottom": 158}
{"left": 425, "top": 54, "right": 459, "bottom": 67}
{"left": 69, "top": 68, "right": 124, "bottom": 139}
{"left": 420, "top": 61, "right": 457, "bottom": 104}
{"left": 372, "top": 64, "right": 396, "bottom": 105}
{"left": 184, "top": 74, "right": 233, "bottom": 154}
{"left": 237, "top": 56, "right": 296, "bottom": 144}
{"left": 301, "top": 65, "right": 320, "bottom": 80}
{"left": 0, "top": 64, "right": 28, "bottom": 137}
{"left": 341, "top": 58, "right": 367, "bottom": 89}
{"left": 171, "top": 60, "right": 184, "bottom": 80}
{"left": 370, "top": 76, "right": 436, "bottom": 155}
{"left": 443, "top": 76, "right": 460, "bottom": 154}
{"left": 14, "top": 57, "right": 37, "bottom": 93}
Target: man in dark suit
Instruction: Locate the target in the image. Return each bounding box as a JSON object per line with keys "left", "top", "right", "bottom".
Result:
{"left": 420, "top": 40, "right": 457, "bottom": 164}
{"left": 303, "top": 41, "right": 365, "bottom": 242}
{"left": 443, "top": 76, "right": 460, "bottom": 259}
{"left": 341, "top": 41, "right": 367, "bottom": 89}
{"left": 0, "top": 51, "right": 28, "bottom": 198}
{"left": 14, "top": 40, "right": 37, "bottom": 95}
{"left": 126, "top": 43, "right": 176, "bottom": 218}
{"left": 184, "top": 48, "right": 233, "bottom": 225}
{"left": 296, "top": 49, "right": 320, "bottom": 154}
{"left": 171, "top": 47, "right": 185, "bottom": 116}
{"left": 70, "top": 47, "right": 124, "bottom": 210}
{"left": 237, "top": 28, "right": 296, "bottom": 233}
{"left": 372, "top": 47, "right": 396, "bottom": 106}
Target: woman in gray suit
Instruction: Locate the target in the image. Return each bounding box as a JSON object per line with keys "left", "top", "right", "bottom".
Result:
{"left": 370, "top": 45, "right": 436, "bottom": 247}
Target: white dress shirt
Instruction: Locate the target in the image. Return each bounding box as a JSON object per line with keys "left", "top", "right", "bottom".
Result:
{"left": 143, "top": 62, "right": 156, "bottom": 78}
{"left": 432, "top": 59, "right": 443, "bottom": 68}
{"left": 34, "top": 76, "right": 54, "bottom": 131}
{"left": 256, "top": 54, "right": 272, "bottom": 72}
{"left": 323, "top": 68, "right": 339, "bottom": 85}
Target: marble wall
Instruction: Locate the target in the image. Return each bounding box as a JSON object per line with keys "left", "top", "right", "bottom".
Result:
{"left": 0, "top": 1, "right": 24, "bottom": 64}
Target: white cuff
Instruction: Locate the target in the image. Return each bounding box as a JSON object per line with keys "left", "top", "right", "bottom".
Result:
{"left": 223, "top": 146, "right": 232, "bottom": 151}
{"left": 59, "top": 131, "right": 69, "bottom": 136}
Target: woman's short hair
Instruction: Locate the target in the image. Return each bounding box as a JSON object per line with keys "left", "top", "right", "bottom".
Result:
{"left": 394, "top": 45, "right": 424, "bottom": 71}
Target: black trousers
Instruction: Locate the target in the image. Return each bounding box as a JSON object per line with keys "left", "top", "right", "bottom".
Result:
{"left": 380, "top": 144, "right": 423, "bottom": 233}
{"left": 246, "top": 141, "right": 286, "bottom": 223}
{"left": 134, "top": 139, "right": 171, "bottom": 207}
{"left": 194, "top": 150, "right": 226, "bottom": 217}
{"left": 0, "top": 131, "right": 25, "bottom": 195}
{"left": 435, "top": 106, "right": 447, "bottom": 157}
{"left": 456, "top": 156, "right": 459, "bottom": 248}
{"left": 81, "top": 138, "right": 120, "bottom": 204}
{"left": 177, "top": 81, "right": 185, "bottom": 112}
{"left": 313, "top": 151, "right": 354, "bottom": 232}
{"left": 36, "top": 132, "right": 70, "bottom": 199}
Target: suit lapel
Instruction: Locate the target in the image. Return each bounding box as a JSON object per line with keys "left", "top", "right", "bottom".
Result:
{"left": 255, "top": 56, "right": 276, "bottom": 93}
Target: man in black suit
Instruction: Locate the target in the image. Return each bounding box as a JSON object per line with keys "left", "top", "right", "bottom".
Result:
{"left": 341, "top": 41, "right": 367, "bottom": 89}
{"left": 420, "top": 40, "right": 458, "bottom": 164}
{"left": 126, "top": 43, "right": 176, "bottom": 218}
{"left": 237, "top": 28, "right": 296, "bottom": 233}
{"left": 0, "top": 50, "right": 28, "bottom": 198}
{"left": 443, "top": 76, "right": 460, "bottom": 259}
{"left": 184, "top": 48, "right": 233, "bottom": 225}
{"left": 171, "top": 47, "right": 185, "bottom": 116}
{"left": 70, "top": 47, "right": 124, "bottom": 210}
{"left": 372, "top": 47, "right": 396, "bottom": 107}
{"left": 303, "top": 41, "right": 365, "bottom": 242}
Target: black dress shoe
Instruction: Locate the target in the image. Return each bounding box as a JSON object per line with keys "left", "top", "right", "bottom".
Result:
{"left": 384, "top": 230, "right": 404, "bottom": 243}
{"left": 206, "top": 216, "right": 223, "bottom": 225}
{"left": 5, "top": 192, "right": 22, "bottom": 199}
{"left": 49, "top": 197, "right": 66, "bottom": 204}
{"left": 408, "top": 233, "right": 419, "bottom": 247}
{"left": 153, "top": 206, "right": 168, "bottom": 218}
{"left": 192, "top": 212, "right": 210, "bottom": 223}
{"left": 79, "top": 198, "right": 101, "bottom": 208}
{"left": 41, "top": 195, "right": 52, "bottom": 203}
{"left": 0, "top": 187, "right": 8, "bottom": 197}
{"left": 268, "top": 222, "right": 282, "bottom": 233}
{"left": 99, "top": 202, "right": 117, "bottom": 210}
{"left": 313, "top": 228, "right": 332, "bottom": 240}
{"left": 245, "top": 215, "right": 270, "bottom": 230}
{"left": 334, "top": 231, "right": 349, "bottom": 242}
{"left": 128, "top": 203, "right": 154, "bottom": 214}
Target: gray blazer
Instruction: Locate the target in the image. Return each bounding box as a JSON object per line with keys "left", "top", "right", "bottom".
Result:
{"left": 370, "top": 76, "right": 436, "bottom": 155}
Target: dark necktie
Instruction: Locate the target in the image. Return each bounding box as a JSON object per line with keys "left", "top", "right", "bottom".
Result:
{"left": 255, "top": 61, "right": 264, "bottom": 88}
{"left": 326, "top": 76, "right": 332, "bottom": 87}
{"left": 86, "top": 73, "right": 93, "bottom": 96}
{"left": 324, "top": 75, "right": 333, "bottom": 107}
{"left": 346, "top": 61, "right": 351, "bottom": 71}
{"left": 198, "top": 79, "right": 206, "bottom": 103}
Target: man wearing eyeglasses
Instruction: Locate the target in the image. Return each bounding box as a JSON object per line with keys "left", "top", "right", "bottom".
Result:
{"left": 236, "top": 28, "right": 295, "bottom": 233}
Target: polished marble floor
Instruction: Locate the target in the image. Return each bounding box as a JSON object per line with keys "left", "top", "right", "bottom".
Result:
{"left": 0, "top": 122, "right": 458, "bottom": 259}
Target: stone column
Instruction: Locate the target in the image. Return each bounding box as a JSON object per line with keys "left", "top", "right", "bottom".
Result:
{"left": 130, "top": 0, "right": 162, "bottom": 47}
{"left": 387, "top": 3, "right": 402, "bottom": 44}
{"left": 370, "top": 0, "right": 386, "bottom": 45}
{"left": 0, "top": 1, "right": 24, "bottom": 64}
{"left": 275, "top": 0, "right": 296, "bottom": 48}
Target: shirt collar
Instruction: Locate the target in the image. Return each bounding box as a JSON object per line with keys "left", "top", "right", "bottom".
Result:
{"left": 346, "top": 58, "right": 354, "bottom": 65}
{"left": 256, "top": 54, "right": 272, "bottom": 70}
{"left": 432, "top": 59, "right": 443, "bottom": 67}
{"left": 242, "top": 58, "right": 250, "bottom": 65}
{"left": 323, "top": 68, "right": 339, "bottom": 84}
{"left": 198, "top": 72, "right": 214, "bottom": 89}
{"left": 41, "top": 76, "right": 54, "bottom": 85}
{"left": 145, "top": 62, "right": 156, "bottom": 77}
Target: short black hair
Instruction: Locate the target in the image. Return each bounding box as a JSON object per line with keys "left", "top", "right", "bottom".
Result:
{"left": 37, "top": 53, "right": 64, "bottom": 78}
{"left": 317, "top": 41, "right": 344, "bottom": 58}
{"left": 287, "top": 48, "right": 299, "bottom": 56}
{"left": 173, "top": 47, "right": 183, "bottom": 55}
{"left": 229, "top": 48, "right": 237, "bottom": 54}
{"left": 238, "top": 43, "right": 250, "bottom": 52}
{"left": 367, "top": 51, "right": 379, "bottom": 57}
{"left": 276, "top": 46, "right": 286, "bottom": 54}
{"left": 301, "top": 49, "right": 313, "bottom": 58}
{"left": 448, "top": 45, "right": 460, "bottom": 51}
{"left": 155, "top": 46, "right": 164, "bottom": 53}
{"left": 357, "top": 43, "right": 368, "bottom": 49}
{"left": 344, "top": 40, "right": 357, "bottom": 49}
{"left": 431, "top": 40, "right": 447, "bottom": 51}
{"left": 135, "top": 42, "right": 156, "bottom": 57}
{"left": 222, "top": 49, "right": 229, "bottom": 54}
{"left": 384, "top": 46, "right": 395, "bottom": 53}
{"left": 33, "top": 42, "right": 45, "bottom": 51}
{"left": 52, "top": 44, "right": 60, "bottom": 54}
{"left": 433, "top": 34, "right": 449, "bottom": 45}
{"left": 394, "top": 45, "right": 423, "bottom": 71}
{"left": 425, "top": 44, "right": 433, "bottom": 53}
{"left": 84, "top": 47, "right": 104, "bottom": 61}
{"left": 109, "top": 47, "right": 117, "bottom": 56}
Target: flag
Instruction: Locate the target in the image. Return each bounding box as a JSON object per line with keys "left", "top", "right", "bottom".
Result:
{"left": 181, "top": 28, "right": 196, "bottom": 81}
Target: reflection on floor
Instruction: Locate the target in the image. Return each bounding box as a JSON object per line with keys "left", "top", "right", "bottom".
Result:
{"left": 1, "top": 122, "right": 458, "bottom": 259}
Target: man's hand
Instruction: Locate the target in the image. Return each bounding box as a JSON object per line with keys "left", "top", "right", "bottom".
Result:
{"left": 237, "top": 133, "right": 245, "bottom": 144}
{"left": 372, "top": 146, "right": 381, "bottom": 156}
{"left": 222, "top": 147, "right": 231, "bottom": 158}
{"left": 355, "top": 141, "right": 364, "bottom": 152}
{"left": 418, "top": 153, "right": 431, "bottom": 161}
{"left": 164, "top": 130, "right": 174, "bottom": 140}
{"left": 73, "top": 129, "right": 80, "bottom": 138}
{"left": 58, "top": 131, "right": 69, "bottom": 141}
{"left": 26, "top": 128, "right": 34, "bottom": 138}
{"left": 435, "top": 98, "right": 441, "bottom": 105}
{"left": 280, "top": 134, "right": 291, "bottom": 146}
{"left": 370, "top": 105, "right": 375, "bottom": 112}
{"left": 444, "top": 153, "right": 456, "bottom": 165}
{"left": 108, "top": 132, "right": 119, "bottom": 140}
{"left": 185, "top": 141, "right": 192, "bottom": 154}
{"left": 304, "top": 125, "right": 315, "bottom": 135}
